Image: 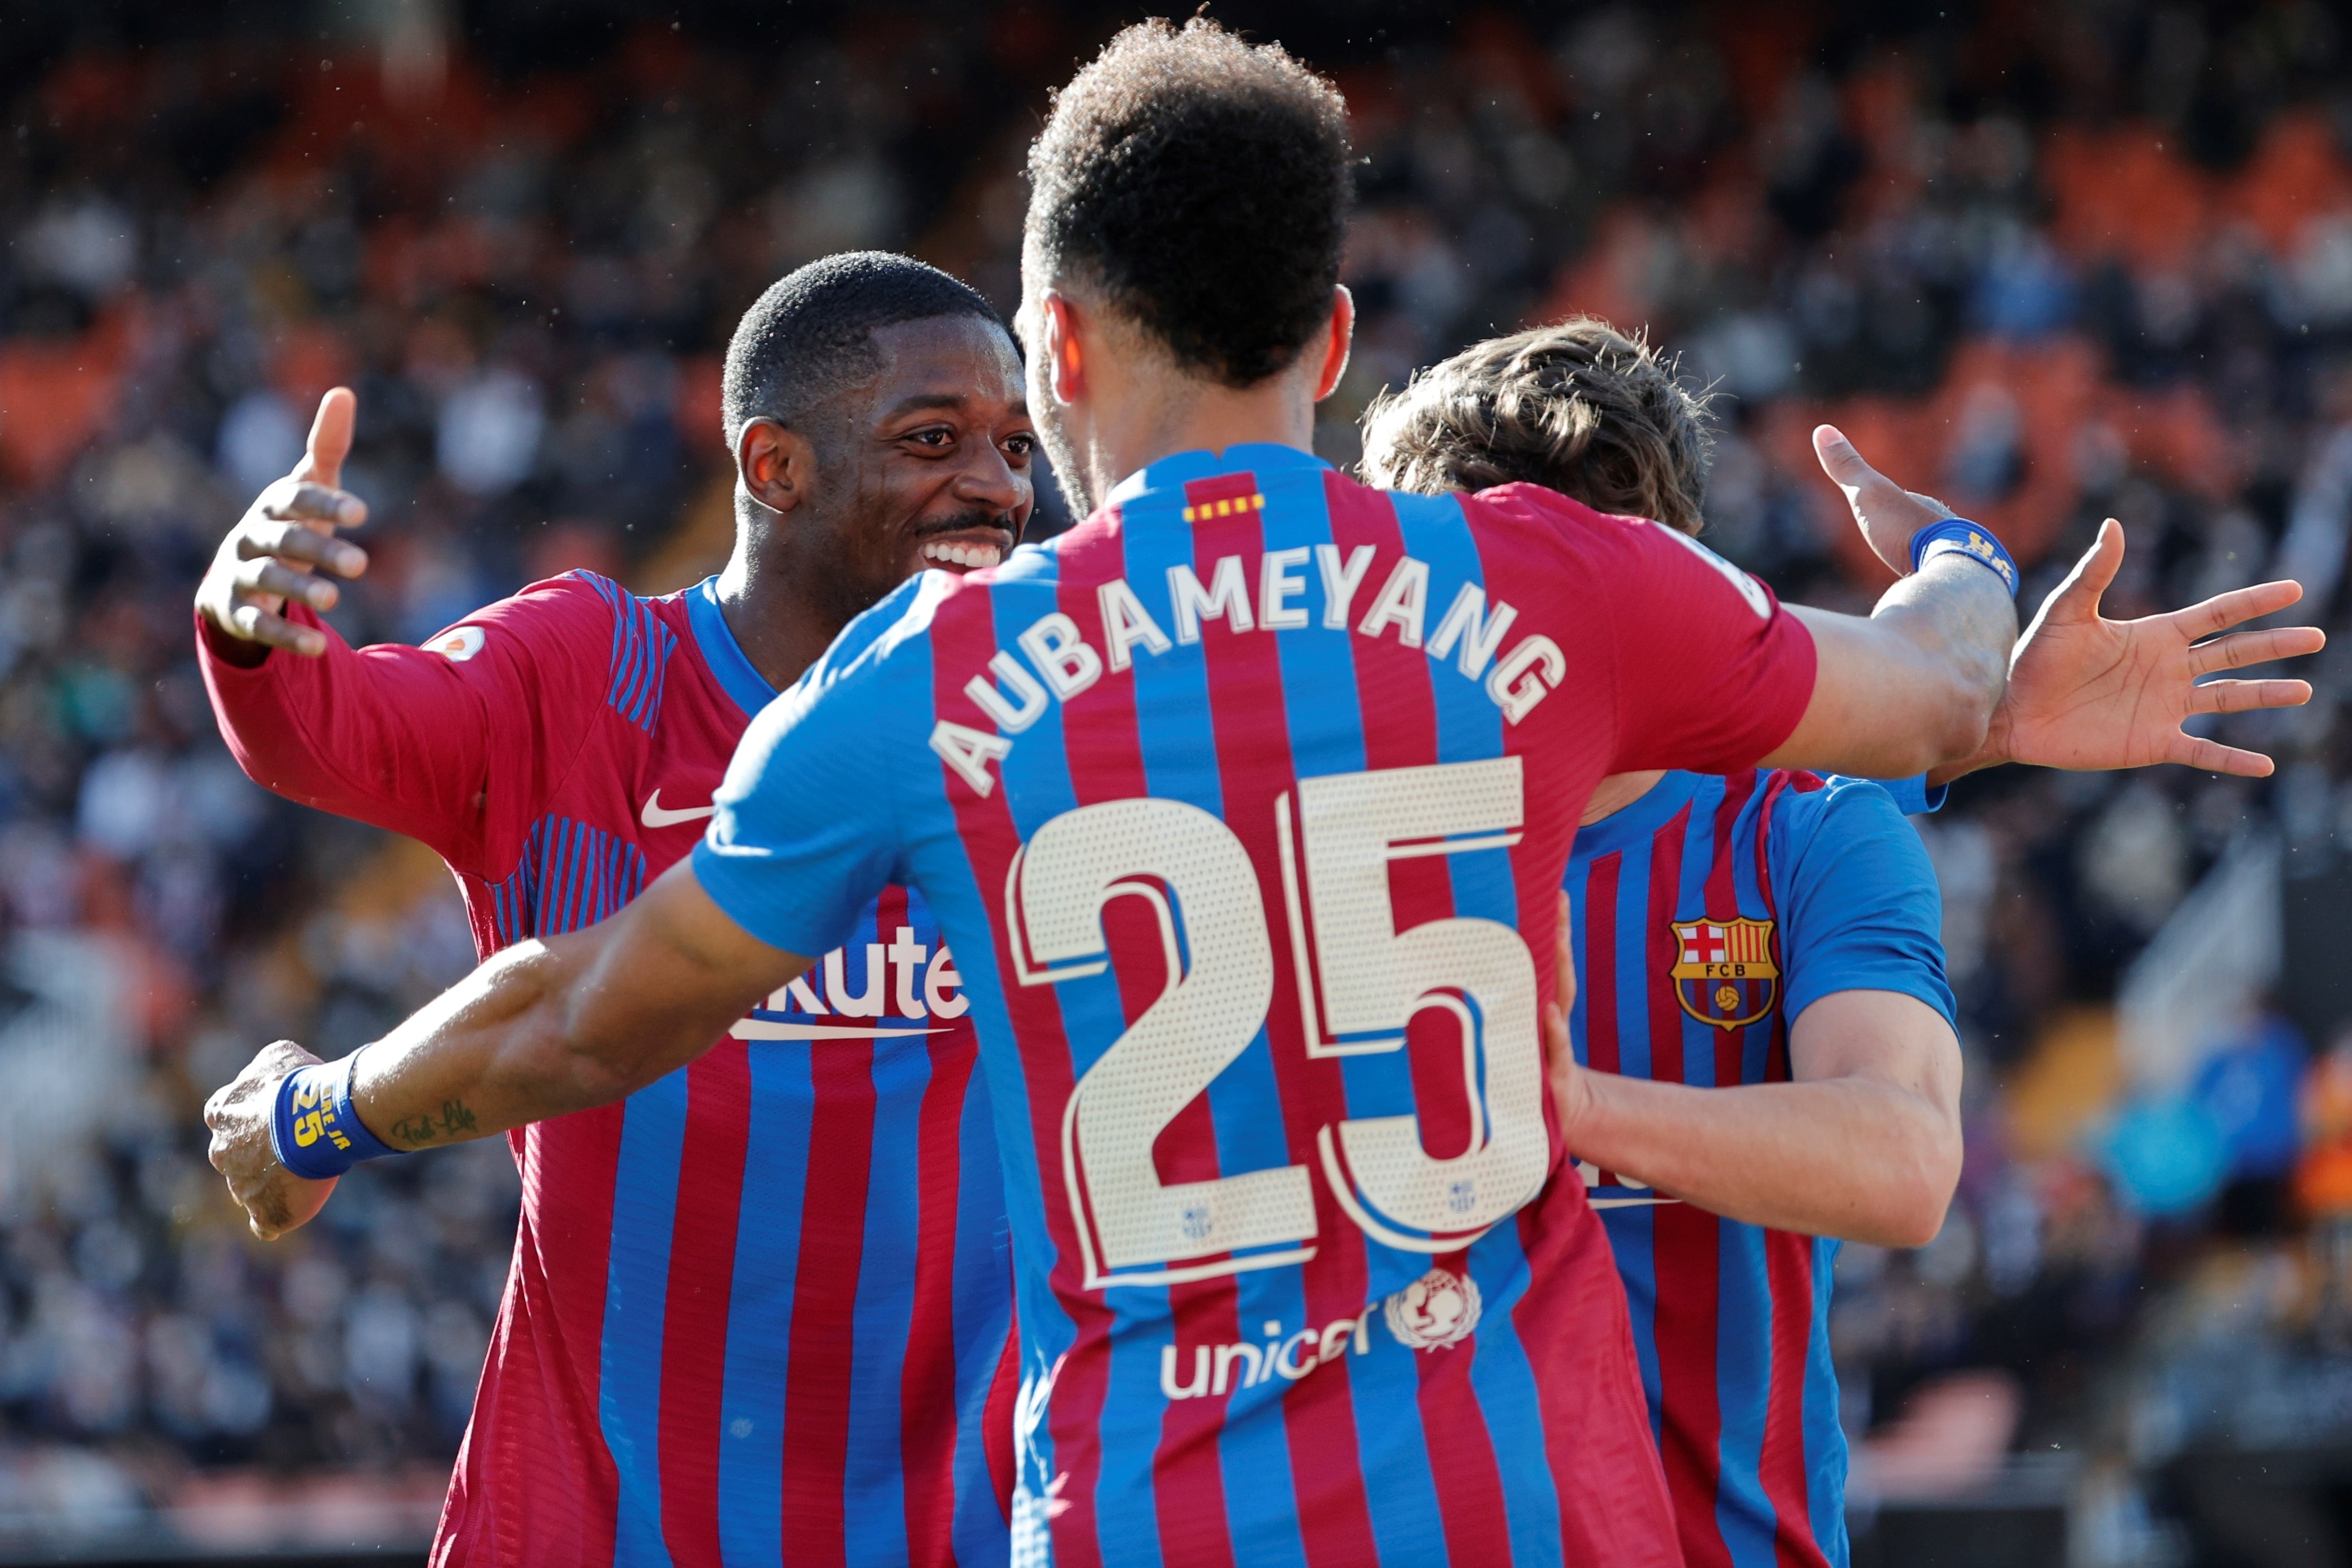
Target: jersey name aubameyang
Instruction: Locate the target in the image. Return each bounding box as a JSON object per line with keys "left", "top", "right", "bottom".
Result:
{"left": 930, "top": 547, "right": 1566, "bottom": 796}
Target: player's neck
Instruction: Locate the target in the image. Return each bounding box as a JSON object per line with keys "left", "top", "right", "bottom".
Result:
{"left": 1074, "top": 363, "right": 1318, "bottom": 505}
{"left": 711, "top": 544, "right": 843, "bottom": 694}
{"left": 1581, "top": 771, "right": 1667, "bottom": 825}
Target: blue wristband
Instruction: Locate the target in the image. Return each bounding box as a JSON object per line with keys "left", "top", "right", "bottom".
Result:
{"left": 1910, "top": 518, "right": 2018, "bottom": 598}
{"left": 269, "top": 1055, "right": 397, "bottom": 1179}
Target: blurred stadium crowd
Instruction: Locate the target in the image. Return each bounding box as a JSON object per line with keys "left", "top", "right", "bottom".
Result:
{"left": 5, "top": 0, "right": 2352, "bottom": 1555}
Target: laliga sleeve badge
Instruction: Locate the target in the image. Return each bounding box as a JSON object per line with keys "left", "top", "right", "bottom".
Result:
{"left": 1384, "top": 1267, "right": 1481, "bottom": 1351}
{"left": 428, "top": 625, "right": 487, "bottom": 662}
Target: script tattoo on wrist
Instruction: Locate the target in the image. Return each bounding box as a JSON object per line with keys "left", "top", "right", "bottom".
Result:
{"left": 385, "top": 1098, "right": 479, "bottom": 1148}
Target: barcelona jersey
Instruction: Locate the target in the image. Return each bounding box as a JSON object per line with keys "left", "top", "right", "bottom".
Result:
{"left": 695, "top": 445, "right": 1820, "bottom": 1566}
{"left": 1566, "top": 770, "right": 1954, "bottom": 1568}
{"left": 201, "top": 574, "right": 1014, "bottom": 1566}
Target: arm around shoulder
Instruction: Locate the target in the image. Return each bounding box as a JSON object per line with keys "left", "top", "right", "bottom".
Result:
{"left": 350, "top": 858, "right": 809, "bottom": 1141}
{"left": 1765, "top": 558, "right": 2014, "bottom": 780}
{"left": 205, "top": 859, "right": 809, "bottom": 1240}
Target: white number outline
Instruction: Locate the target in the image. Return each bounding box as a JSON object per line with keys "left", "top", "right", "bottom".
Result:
{"left": 1276, "top": 757, "right": 1549, "bottom": 1252}
{"left": 1007, "top": 798, "right": 1317, "bottom": 1290}
{"left": 1010, "top": 761, "right": 1549, "bottom": 1288}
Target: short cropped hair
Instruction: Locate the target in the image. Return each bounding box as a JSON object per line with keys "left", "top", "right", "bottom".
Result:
{"left": 1025, "top": 18, "right": 1352, "bottom": 387}
{"left": 722, "top": 252, "right": 1006, "bottom": 442}
{"left": 1360, "top": 318, "right": 1716, "bottom": 535}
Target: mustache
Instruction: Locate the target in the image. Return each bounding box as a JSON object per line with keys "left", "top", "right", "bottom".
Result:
{"left": 913, "top": 509, "right": 1018, "bottom": 542}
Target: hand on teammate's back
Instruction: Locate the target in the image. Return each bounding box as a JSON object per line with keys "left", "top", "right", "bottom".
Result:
{"left": 203, "top": 1039, "right": 336, "bottom": 1240}
{"left": 1539, "top": 891, "right": 1595, "bottom": 1144}
{"left": 1932, "top": 519, "right": 2326, "bottom": 783}
{"left": 194, "top": 386, "right": 372, "bottom": 666}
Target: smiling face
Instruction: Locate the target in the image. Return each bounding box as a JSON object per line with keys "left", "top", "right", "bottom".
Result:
{"left": 784, "top": 313, "right": 1036, "bottom": 627}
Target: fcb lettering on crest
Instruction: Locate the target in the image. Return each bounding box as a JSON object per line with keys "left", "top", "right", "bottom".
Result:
{"left": 1668, "top": 915, "right": 1779, "bottom": 1030}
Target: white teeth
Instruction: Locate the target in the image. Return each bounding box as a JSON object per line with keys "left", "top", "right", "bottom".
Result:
{"left": 922, "top": 540, "right": 1003, "bottom": 570}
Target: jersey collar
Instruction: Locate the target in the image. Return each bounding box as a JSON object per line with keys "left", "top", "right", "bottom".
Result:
{"left": 1103, "top": 443, "right": 1333, "bottom": 509}
{"left": 686, "top": 575, "right": 778, "bottom": 721}
{"left": 1571, "top": 771, "right": 1706, "bottom": 862}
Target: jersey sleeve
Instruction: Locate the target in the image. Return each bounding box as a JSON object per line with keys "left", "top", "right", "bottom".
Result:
{"left": 692, "top": 577, "right": 932, "bottom": 959}
{"left": 1770, "top": 776, "right": 1956, "bottom": 1029}
{"left": 1591, "top": 515, "right": 1817, "bottom": 775}
{"left": 196, "top": 575, "right": 616, "bottom": 876}
{"left": 1867, "top": 774, "right": 1950, "bottom": 816}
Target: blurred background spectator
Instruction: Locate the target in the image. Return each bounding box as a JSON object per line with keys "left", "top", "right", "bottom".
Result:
{"left": 2, "top": 1, "right": 2349, "bottom": 1561}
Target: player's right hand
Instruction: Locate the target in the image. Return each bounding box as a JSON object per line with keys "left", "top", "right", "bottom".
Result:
{"left": 1540, "top": 891, "right": 1594, "bottom": 1146}
{"left": 203, "top": 1039, "right": 338, "bottom": 1240}
{"left": 195, "top": 386, "right": 371, "bottom": 664}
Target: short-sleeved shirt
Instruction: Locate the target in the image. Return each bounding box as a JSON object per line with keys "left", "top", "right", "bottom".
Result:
{"left": 1565, "top": 769, "right": 1954, "bottom": 1568}
{"left": 201, "top": 573, "right": 1015, "bottom": 1566}
{"left": 693, "top": 444, "right": 1818, "bottom": 1566}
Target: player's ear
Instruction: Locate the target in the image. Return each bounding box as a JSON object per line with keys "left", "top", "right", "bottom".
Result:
{"left": 1036, "top": 292, "right": 1085, "bottom": 405}
{"left": 1312, "top": 286, "right": 1355, "bottom": 403}
{"left": 737, "top": 418, "right": 818, "bottom": 516}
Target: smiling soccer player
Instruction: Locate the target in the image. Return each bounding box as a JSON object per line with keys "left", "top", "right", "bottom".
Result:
{"left": 196, "top": 254, "right": 1034, "bottom": 1566}
{"left": 206, "top": 22, "right": 2030, "bottom": 1566}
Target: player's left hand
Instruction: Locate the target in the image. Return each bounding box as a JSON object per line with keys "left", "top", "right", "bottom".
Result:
{"left": 1539, "top": 892, "right": 1595, "bottom": 1147}
{"left": 1812, "top": 425, "right": 1956, "bottom": 577}
{"left": 204, "top": 1040, "right": 339, "bottom": 1240}
{"left": 1932, "top": 519, "right": 2325, "bottom": 782}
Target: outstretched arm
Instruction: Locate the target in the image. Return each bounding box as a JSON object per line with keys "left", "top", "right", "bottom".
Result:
{"left": 192, "top": 386, "right": 612, "bottom": 863}
{"left": 206, "top": 860, "right": 809, "bottom": 1238}
{"left": 1927, "top": 518, "right": 2324, "bottom": 783}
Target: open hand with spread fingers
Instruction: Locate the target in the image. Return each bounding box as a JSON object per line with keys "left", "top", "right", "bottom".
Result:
{"left": 1931, "top": 518, "right": 2325, "bottom": 783}
{"left": 194, "top": 386, "right": 372, "bottom": 665}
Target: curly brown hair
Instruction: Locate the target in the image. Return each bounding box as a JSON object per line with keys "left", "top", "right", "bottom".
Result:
{"left": 1359, "top": 318, "right": 1715, "bottom": 535}
{"left": 1024, "top": 18, "right": 1352, "bottom": 388}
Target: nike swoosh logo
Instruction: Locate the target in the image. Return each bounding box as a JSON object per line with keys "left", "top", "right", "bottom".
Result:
{"left": 641, "top": 789, "right": 717, "bottom": 829}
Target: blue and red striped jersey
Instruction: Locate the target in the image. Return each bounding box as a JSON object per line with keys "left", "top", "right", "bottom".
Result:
{"left": 201, "top": 573, "right": 1014, "bottom": 1566}
{"left": 1564, "top": 769, "right": 1954, "bottom": 1568}
{"left": 696, "top": 445, "right": 1820, "bottom": 1566}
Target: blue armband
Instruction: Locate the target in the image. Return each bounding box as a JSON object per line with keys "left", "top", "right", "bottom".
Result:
{"left": 269, "top": 1054, "right": 397, "bottom": 1179}
{"left": 1910, "top": 518, "right": 2018, "bottom": 598}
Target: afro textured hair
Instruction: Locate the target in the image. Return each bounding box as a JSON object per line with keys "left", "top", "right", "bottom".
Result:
{"left": 722, "top": 251, "right": 1006, "bottom": 442}
{"left": 1024, "top": 18, "right": 1352, "bottom": 388}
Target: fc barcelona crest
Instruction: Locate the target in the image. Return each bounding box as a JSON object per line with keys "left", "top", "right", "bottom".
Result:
{"left": 1669, "top": 917, "right": 1779, "bottom": 1030}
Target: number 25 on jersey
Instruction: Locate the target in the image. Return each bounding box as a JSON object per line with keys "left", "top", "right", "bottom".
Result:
{"left": 1006, "top": 756, "right": 1551, "bottom": 1290}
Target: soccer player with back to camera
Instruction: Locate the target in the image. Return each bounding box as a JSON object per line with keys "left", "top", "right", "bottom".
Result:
{"left": 1358, "top": 317, "right": 2324, "bottom": 1567}
{"left": 211, "top": 21, "right": 2047, "bottom": 1564}
{"left": 195, "top": 256, "right": 1033, "bottom": 1566}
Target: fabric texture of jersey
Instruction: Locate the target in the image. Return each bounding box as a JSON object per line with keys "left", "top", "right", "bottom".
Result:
{"left": 1564, "top": 769, "right": 1954, "bottom": 1568}
{"left": 693, "top": 444, "right": 1818, "bottom": 1566}
{"left": 200, "top": 574, "right": 1015, "bottom": 1567}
